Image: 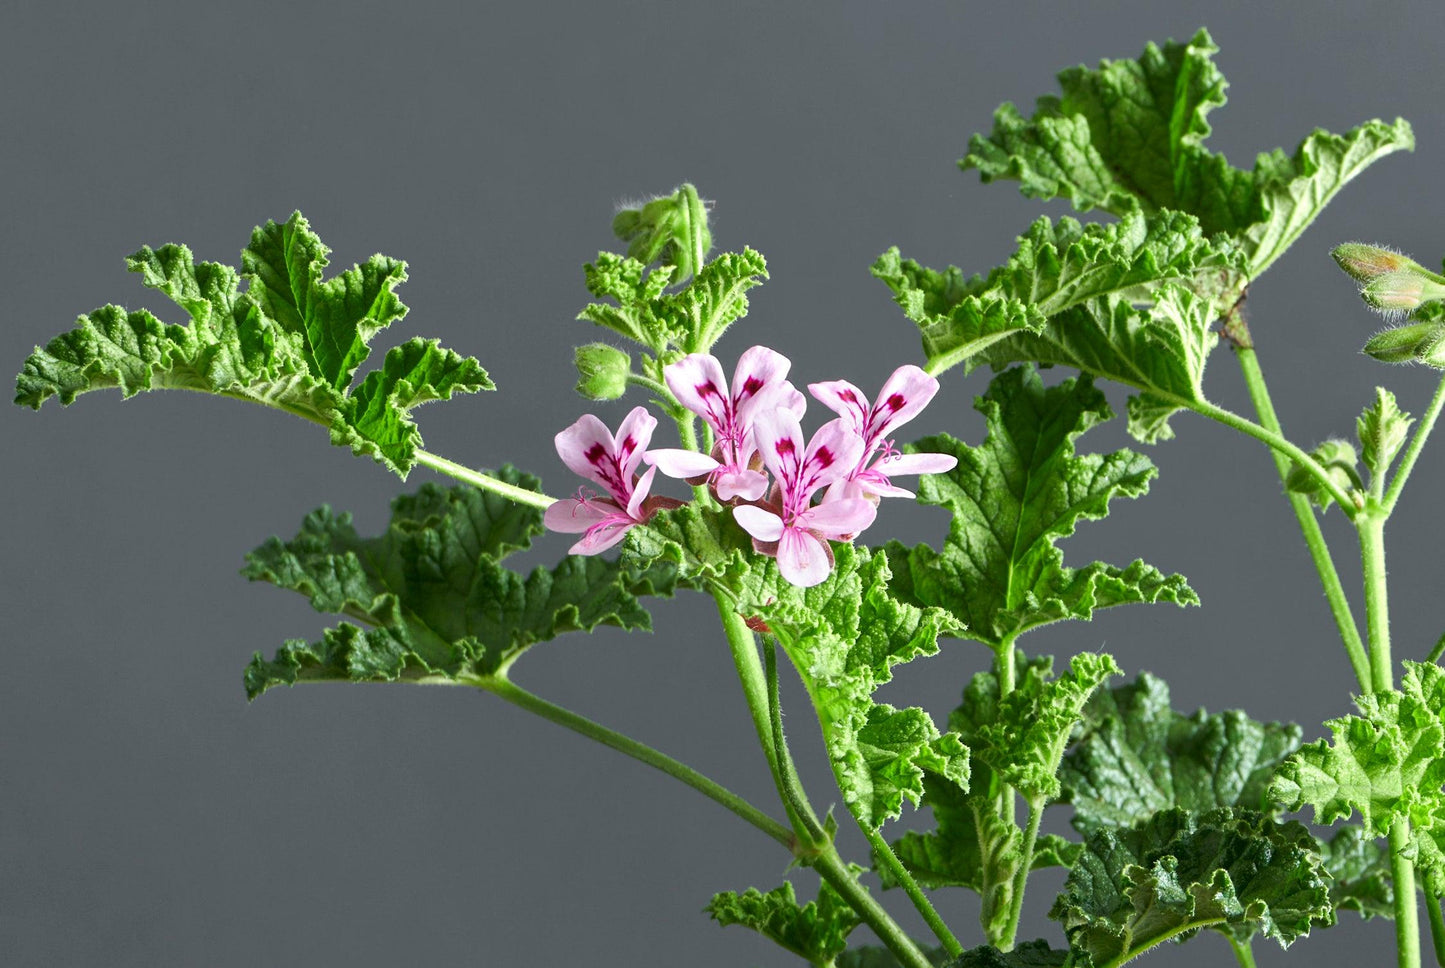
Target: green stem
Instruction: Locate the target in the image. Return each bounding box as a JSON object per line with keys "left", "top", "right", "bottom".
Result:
{"left": 763, "top": 641, "right": 828, "bottom": 845}
{"left": 1227, "top": 935, "right": 1259, "bottom": 968}
{"left": 1383, "top": 373, "right": 1445, "bottom": 515}
{"left": 1393, "top": 822, "right": 1424, "bottom": 968}
{"left": 1428, "top": 634, "right": 1445, "bottom": 666}
{"left": 862, "top": 824, "right": 962, "bottom": 957}
{"left": 713, "top": 596, "right": 788, "bottom": 799}
{"left": 1361, "top": 514, "right": 1393, "bottom": 694}
{"left": 811, "top": 848, "right": 933, "bottom": 968}
{"left": 414, "top": 450, "right": 558, "bottom": 509}
{"left": 1233, "top": 346, "right": 1372, "bottom": 691}
{"left": 625, "top": 371, "right": 673, "bottom": 402}
{"left": 475, "top": 675, "right": 791, "bottom": 847}
{"left": 1425, "top": 879, "right": 1445, "bottom": 967}
{"left": 681, "top": 183, "right": 708, "bottom": 287}
{"left": 1002, "top": 797, "right": 1045, "bottom": 952}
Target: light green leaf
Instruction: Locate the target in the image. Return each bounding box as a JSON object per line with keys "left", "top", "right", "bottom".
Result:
{"left": 15, "top": 213, "right": 492, "bottom": 477}
{"left": 732, "top": 544, "right": 968, "bottom": 829}
{"left": 243, "top": 476, "right": 678, "bottom": 698}
{"left": 1271, "top": 661, "right": 1445, "bottom": 837}
{"left": 1284, "top": 439, "right": 1362, "bottom": 513}
{"left": 961, "top": 28, "right": 1413, "bottom": 276}
{"left": 1060, "top": 672, "right": 1303, "bottom": 833}
{"left": 1358, "top": 387, "right": 1413, "bottom": 480}
{"left": 874, "top": 210, "right": 1238, "bottom": 378}
{"left": 1317, "top": 825, "right": 1393, "bottom": 922}
{"left": 705, "top": 876, "right": 861, "bottom": 966}
{"left": 885, "top": 365, "right": 1196, "bottom": 650}
{"left": 1051, "top": 808, "right": 1331, "bottom": 962}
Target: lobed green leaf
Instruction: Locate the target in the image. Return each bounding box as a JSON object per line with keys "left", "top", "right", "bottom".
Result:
{"left": 706, "top": 876, "right": 861, "bottom": 966}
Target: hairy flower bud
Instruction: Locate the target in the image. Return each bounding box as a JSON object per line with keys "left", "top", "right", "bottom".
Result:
{"left": 1362, "top": 322, "right": 1445, "bottom": 365}
{"left": 573, "top": 343, "right": 631, "bottom": 400}
{"left": 1331, "top": 243, "right": 1420, "bottom": 284}
{"left": 1361, "top": 271, "right": 1445, "bottom": 313}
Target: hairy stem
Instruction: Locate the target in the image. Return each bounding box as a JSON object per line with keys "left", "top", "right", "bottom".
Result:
{"left": 811, "top": 848, "right": 934, "bottom": 968}
{"left": 1002, "top": 796, "right": 1045, "bottom": 952}
{"left": 862, "top": 823, "right": 962, "bottom": 957}
{"left": 764, "top": 641, "right": 828, "bottom": 845}
{"left": 625, "top": 371, "right": 673, "bottom": 402}
{"left": 1361, "top": 514, "right": 1393, "bottom": 694}
{"left": 1393, "top": 822, "right": 1424, "bottom": 968}
{"left": 1425, "top": 880, "right": 1445, "bottom": 967}
{"left": 1233, "top": 346, "right": 1372, "bottom": 691}
{"left": 414, "top": 450, "right": 558, "bottom": 509}
{"left": 475, "top": 675, "right": 791, "bottom": 846}
{"left": 1227, "top": 935, "right": 1259, "bottom": 968}
{"left": 1384, "top": 373, "right": 1445, "bottom": 515}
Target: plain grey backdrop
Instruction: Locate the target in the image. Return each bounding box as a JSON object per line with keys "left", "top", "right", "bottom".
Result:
{"left": 5, "top": 1, "right": 1445, "bottom": 965}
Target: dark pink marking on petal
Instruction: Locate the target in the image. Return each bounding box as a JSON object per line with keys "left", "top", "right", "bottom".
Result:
{"left": 838, "top": 388, "right": 858, "bottom": 403}
{"left": 775, "top": 438, "right": 796, "bottom": 456}
{"left": 813, "top": 447, "right": 833, "bottom": 468}
{"left": 740, "top": 376, "right": 764, "bottom": 397}
{"left": 885, "top": 393, "right": 905, "bottom": 412}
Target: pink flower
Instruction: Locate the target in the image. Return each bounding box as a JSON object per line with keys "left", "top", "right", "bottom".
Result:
{"left": 809, "top": 365, "right": 957, "bottom": 500}
{"left": 646, "top": 346, "right": 806, "bottom": 502}
{"left": 732, "top": 411, "right": 876, "bottom": 587}
{"left": 544, "top": 406, "right": 682, "bottom": 554}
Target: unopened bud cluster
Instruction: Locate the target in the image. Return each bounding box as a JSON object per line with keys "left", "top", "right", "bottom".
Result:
{"left": 1332, "top": 243, "right": 1445, "bottom": 367}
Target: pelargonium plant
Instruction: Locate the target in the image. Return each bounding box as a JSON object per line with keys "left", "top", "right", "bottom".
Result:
{"left": 20, "top": 26, "right": 1445, "bottom": 968}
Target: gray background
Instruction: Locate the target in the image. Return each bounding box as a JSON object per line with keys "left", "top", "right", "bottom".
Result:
{"left": 3, "top": 1, "right": 1442, "bottom": 965}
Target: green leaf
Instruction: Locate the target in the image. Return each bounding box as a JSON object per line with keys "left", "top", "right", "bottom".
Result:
{"left": 705, "top": 876, "right": 861, "bottom": 966}
{"left": 1317, "top": 825, "right": 1393, "bottom": 921}
{"left": 978, "top": 652, "right": 1121, "bottom": 802}
{"left": 1060, "top": 672, "right": 1304, "bottom": 833}
{"left": 1358, "top": 387, "right": 1414, "bottom": 480}
{"left": 1284, "top": 439, "right": 1362, "bottom": 513}
{"left": 1051, "top": 807, "right": 1332, "bottom": 962}
{"left": 947, "top": 941, "right": 1074, "bottom": 968}
{"left": 874, "top": 210, "right": 1239, "bottom": 379}
{"left": 731, "top": 544, "right": 968, "bottom": 829}
{"left": 242, "top": 475, "right": 678, "bottom": 698}
{"left": 577, "top": 248, "right": 768, "bottom": 355}
{"left": 836, "top": 946, "right": 952, "bottom": 968}
{"left": 1271, "top": 661, "right": 1445, "bottom": 837}
{"left": 885, "top": 365, "right": 1196, "bottom": 650}
{"left": 961, "top": 28, "right": 1413, "bottom": 276}
{"left": 611, "top": 183, "right": 712, "bottom": 283}
{"left": 15, "top": 213, "right": 492, "bottom": 477}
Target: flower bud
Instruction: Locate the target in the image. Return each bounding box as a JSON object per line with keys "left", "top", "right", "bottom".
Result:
{"left": 573, "top": 343, "right": 631, "bottom": 400}
{"left": 1362, "top": 322, "right": 1445, "bottom": 365}
{"left": 1331, "top": 243, "right": 1421, "bottom": 284}
{"left": 1361, "top": 271, "right": 1445, "bottom": 313}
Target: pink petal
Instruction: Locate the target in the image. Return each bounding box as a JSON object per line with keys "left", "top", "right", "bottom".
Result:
{"left": 613, "top": 406, "right": 658, "bottom": 481}
{"left": 734, "top": 505, "right": 785, "bottom": 542}
{"left": 715, "top": 467, "right": 769, "bottom": 502}
{"left": 800, "top": 418, "right": 866, "bottom": 495}
{"left": 808, "top": 379, "right": 870, "bottom": 434}
{"left": 777, "top": 528, "right": 831, "bottom": 587}
{"left": 554, "top": 414, "right": 618, "bottom": 490}
{"left": 857, "top": 479, "right": 915, "bottom": 499}
{"left": 544, "top": 498, "right": 616, "bottom": 534}
{"left": 730, "top": 346, "right": 793, "bottom": 408}
{"left": 664, "top": 354, "right": 731, "bottom": 430}
{"left": 795, "top": 497, "right": 877, "bottom": 539}
{"left": 569, "top": 520, "right": 635, "bottom": 555}
{"left": 752, "top": 409, "right": 807, "bottom": 489}
{"left": 867, "top": 365, "right": 940, "bottom": 440}
{"left": 646, "top": 448, "right": 720, "bottom": 479}
{"left": 737, "top": 381, "right": 807, "bottom": 446}
{"left": 872, "top": 452, "right": 958, "bottom": 477}
{"left": 626, "top": 465, "right": 657, "bottom": 518}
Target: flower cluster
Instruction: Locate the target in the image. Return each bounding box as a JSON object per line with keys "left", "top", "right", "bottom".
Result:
{"left": 547, "top": 346, "right": 956, "bottom": 586}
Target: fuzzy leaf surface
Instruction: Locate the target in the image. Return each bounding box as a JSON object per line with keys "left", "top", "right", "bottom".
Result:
{"left": 961, "top": 28, "right": 1413, "bottom": 276}
{"left": 15, "top": 213, "right": 492, "bottom": 476}
{"left": 885, "top": 365, "right": 1196, "bottom": 650}
{"left": 1358, "top": 387, "right": 1413, "bottom": 480}
{"left": 947, "top": 942, "right": 1075, "bottom": 968}
{"left": 1061, "top": 672, "right": 1303, "bottom": 833}
{"left": 243, "top": 475, "right": 678, "bottom": 698}
{"left": 1051, "top": 808, "right": 1331, "bottom": 962}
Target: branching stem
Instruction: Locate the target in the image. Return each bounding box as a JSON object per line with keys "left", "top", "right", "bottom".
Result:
{"left": 414, "top": 450, "right": 558, "bottom": 508}
{"left": 1383, "top": 373, "right": 1445, "bottom": 515}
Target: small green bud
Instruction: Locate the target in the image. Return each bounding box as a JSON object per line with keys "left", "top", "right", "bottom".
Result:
{"left": 1331, "top": 243, "right": 1421, "bottom": 284}
{"left": 574, "top": 343, "right": 631, "bottom": 400}
{"left": 1361, "top": 271, "right": 1445, "bottom": 313}
{"left": 1362, "top": 322, "right": 1445, "bottom": 364}
{"left": 1285, "top": 438, "right": 1363, "bottom": 512}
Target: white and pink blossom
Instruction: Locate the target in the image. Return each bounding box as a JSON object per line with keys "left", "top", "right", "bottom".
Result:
{"left": 732, "top": 410, "right": 876, "bottom": 587}
{"left": 647, "top": 346, "right": 806, "bottom": 501}
{"left": 544, "top": 406, "right": 682, "bottom": 554}
{"left": 809, "top": 364, "right": 957, "bottom": 500}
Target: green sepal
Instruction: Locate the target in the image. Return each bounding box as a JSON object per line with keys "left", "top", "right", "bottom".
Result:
{"left": 611, "top": 183, "right": 712, "bottom": 283}
{"left": 242, "top": 475, "right": 678, "bottom": 698}
{"left": 1051, "top": 807, "right": 1332, "bottom": 961}
{"left": 705, "top": 875, "right": 861, "bottom": 966}
{"left": 15, "top": 213, "right": 492, "bottom": 477}
{"left": 886, "top": 365, "right": 1196, "bottom": 650}
{"left": 961, "top": 28, "right": 1413, "bottom": 277}
{"left": 1060, "top": 672, "right": 1303, "bottom": 833}
{"left": 1270, "top": 660, "right": 1445, "bottom": 836}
